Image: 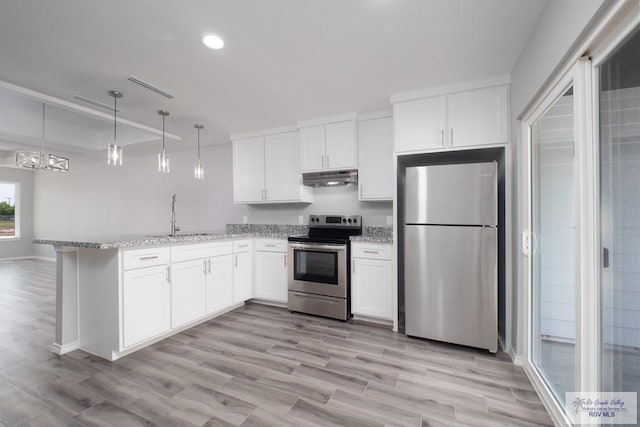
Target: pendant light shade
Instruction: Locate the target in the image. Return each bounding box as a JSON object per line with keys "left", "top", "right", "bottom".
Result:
{"left": 15, "top": 103, "right": 69, "bottom": 171}
{"left": 194, "top": 124, "right": 204, "bottom": 180}
{"left": 107, "top": 90, "right": 123, "bottom": 166}
{"left": 158, "top": 110, "right": 170, "bottom": 173}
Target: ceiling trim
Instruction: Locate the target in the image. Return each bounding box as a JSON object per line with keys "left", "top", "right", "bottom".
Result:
{"left": 0, "top": 80, "right": 182, "bottom": 141}
{"left": 390, "top": 75, "right": 511, "bottom": 103}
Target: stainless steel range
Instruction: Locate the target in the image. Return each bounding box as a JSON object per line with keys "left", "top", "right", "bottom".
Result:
{"left": 287, "top": 214, "right": 362, "bottom": 320}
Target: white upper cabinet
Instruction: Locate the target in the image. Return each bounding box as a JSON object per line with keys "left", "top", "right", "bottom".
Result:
{"left": 447, "top": 86, "right": 508, "bottom": 147}
{"left": 299, "top": 126, "right": 325, "bottom": 171}
{"left": 357, "top": 114, "right": 393, "bottom": 201}
{"left": 393, "top": 82, "right": 509, "bottom": 153}
{"left": 232, "top": 128, "right": 312, "bottom": 204}
{"left": 298, "top": 114, "right": 357, "bottom": 172}
{"left": 233, "top": 136, "right": 265, "bottom": 203}
{"left": 394, "top": 96, "right": 446, "bottom": 152}
{"left": 264, "top": 131, "right": 306, "bottom": 202}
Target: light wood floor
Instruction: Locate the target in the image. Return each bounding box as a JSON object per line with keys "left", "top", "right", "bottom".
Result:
{"left": 0, "top": 259, "right": 553, "bottom": 426}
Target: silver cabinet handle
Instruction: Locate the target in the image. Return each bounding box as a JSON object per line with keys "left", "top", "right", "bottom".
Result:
{"left": 363, "top": 250, "right": 379, "bottom": 254}
{"left": 441, "top": 129, "right": 444, "bottom": 146}
{"left": 203, "top": 260, "right": 207, "bottom": 274}
{"left": 450, "top": 128, "right": 453, "bottom": 146}
{"left": 360, "top": 184, "right": 362, "bottom": 198}
{"left": 265, "top": 244, "right": 276, "bottom": 247}
{"left": 284, "top": 254, "right": 287, "bottom": 267}
{"left": 238, "top": 244, "right": 248, "bottom": 248}
{"left": 139, "top": 255, "right": 159, "bottom": 260}
{"left": 235, "top": 255, "right": 238, "bottom": 267}
{"left": 208, "top": 259, "right": 211, "bottom": 274}
{"left": 352, "top": 259, "right": 355, "bottom": 274}
{"left": 326, "top": 154, "right": 330, "bottom": 167}
{"left": 166, "top": 266, "right": 171, "bottom": 283}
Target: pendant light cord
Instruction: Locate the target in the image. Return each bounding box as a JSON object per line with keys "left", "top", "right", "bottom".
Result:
{"left": 162, "top": 115, "right": 166, "bottom": 151}
{"left": 113, "top": 96, "right": 117, "bottom": 141}
{"left": 197, "top": 127, "right": 201, "bottom": 159}
{"left": 41, "top": 103, "right": 46, "bottom": 153}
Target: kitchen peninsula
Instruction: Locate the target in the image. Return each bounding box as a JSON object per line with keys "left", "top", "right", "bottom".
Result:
{"left": 34, "top": 232, "right": 265, "bottom": 361}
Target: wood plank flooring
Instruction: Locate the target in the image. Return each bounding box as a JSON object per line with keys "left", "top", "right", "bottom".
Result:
{"left": 0, "top": 259, "right": 553, "bottom": 426}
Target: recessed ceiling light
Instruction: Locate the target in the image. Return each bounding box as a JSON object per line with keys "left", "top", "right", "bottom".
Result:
{"left": 202, "top": 34, "right": 224, "bottom": 50}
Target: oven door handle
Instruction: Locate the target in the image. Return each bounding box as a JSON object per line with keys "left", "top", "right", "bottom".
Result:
{"left": 288, "top": 243, "right": 346, "bottom": 252}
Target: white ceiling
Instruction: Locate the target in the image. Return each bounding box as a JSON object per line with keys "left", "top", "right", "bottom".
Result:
{"left": 0, "top": 0, "right": 545, "bottom": 150}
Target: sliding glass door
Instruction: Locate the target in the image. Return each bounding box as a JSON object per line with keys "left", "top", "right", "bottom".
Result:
{"left": 599, "top": 26, "right": 640, "bottom": 418}
{"left": 530, "top": 85, "right": 577, "bottom": 402}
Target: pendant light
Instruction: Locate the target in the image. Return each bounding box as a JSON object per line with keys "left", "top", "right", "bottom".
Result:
{"left": 158, "top": 110, "right": 170, "bottom": 173}
{"left": 194, "top": 124, "right": 204, "bottom": 180}
{"left": 107, "top": 90, "right": 123, "bottom": 166}
{"left": 15, "top": 103, "right": 69, "bottom": 171}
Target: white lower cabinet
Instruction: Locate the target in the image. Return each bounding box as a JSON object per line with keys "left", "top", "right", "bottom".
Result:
{"left": 233, "top": 240, "right": 254, "bottom": 303}
{"left": 206, "top": 254, "right": 234, "bottom": 314}
{"left": 351, "top": 243, "right": 393, "bottom": 320}
{"left": 170, "top": 259, "right": 207, "bottom": 328}
{"left": 122, "top": 264, "right": 171, "bottom": 348}
{"left": 254, "top": 239, "right": 288, "bottom": 303}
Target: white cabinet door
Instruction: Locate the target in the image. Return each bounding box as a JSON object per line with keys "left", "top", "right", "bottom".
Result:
{"left": 264, "top": 131, "right": 302, "bottom": 201}
{"left": 358, "top": 116, "right": 393, "bottom": 200}
{"left": 233, "top": 251, "right": 253, "bottom": 303}
{"left": 233, "top": 136, "right": 265, "bottom": 203}
{"left": 447, "top": 85, "right": 508, "bottom": 147}
{"left": 324, "top": 121, "right": 356, "bottom": 170}
{"left": 394, "top": 96, "right": 446, "bottom": 153}
{"left": 254, "top": 251, "right": 288, "bottom": 302}
{"left": 351, "top": 258, "right": 393, "bottom": 319}
{"left": 206, "top": 254, "right": 234, "bottom": 314}
{"left": 122, "top": 265, "right": 170, "bottom": 348}
{"left": 171, "top": 259, "right": 206, "bottom": 328}
{"left": 299, "top": 125, "right": 325, "bottom": 172}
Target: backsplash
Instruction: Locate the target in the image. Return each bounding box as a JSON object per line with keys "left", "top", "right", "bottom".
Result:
{"left": 226, "top": 224, "right": 308, "bottom": 235}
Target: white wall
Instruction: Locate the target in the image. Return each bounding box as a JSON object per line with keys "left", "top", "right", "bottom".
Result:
{"left": 0, "top": 166, "right": 34, "bottom": 258}
{"left": 33, "top": 143, "right": 245, "bottom": 257}
{"left": 509, "top": 0, "right": 607, "bottom": 354}
{"left": 33, "top": 143, "right": 392, "bottom": 258}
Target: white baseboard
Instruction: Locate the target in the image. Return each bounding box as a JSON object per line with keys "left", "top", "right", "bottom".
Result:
{"left": 51, "top": 341, "right": 79, "bottom": 355}
{"left": 249, "top": 298, "right": 287, "bottom": 308}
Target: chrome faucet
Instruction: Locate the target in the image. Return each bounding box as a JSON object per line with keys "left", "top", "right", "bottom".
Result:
{"left": 170, "top": 194, "right": 180, "bottom": 235}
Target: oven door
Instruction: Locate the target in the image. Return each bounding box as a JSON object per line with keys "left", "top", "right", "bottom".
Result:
{"left": 288, "top": 242, "right": 347, "bottom": 298}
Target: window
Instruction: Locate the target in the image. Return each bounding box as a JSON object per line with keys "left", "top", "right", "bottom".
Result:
{"left": 0, "top": 182, "right": 18, "bottom": 238}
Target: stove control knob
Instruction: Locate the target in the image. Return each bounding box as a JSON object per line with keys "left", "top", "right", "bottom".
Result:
{"left": 342, "top": 218, "right": 347, "bottom": 223}
{"left": 353, "top": 218, "right": 358, "bottom": 223}
{"left": 348, "top": 218, "right": 352, "bottom": 224}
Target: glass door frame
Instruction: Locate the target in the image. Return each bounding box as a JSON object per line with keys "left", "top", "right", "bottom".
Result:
{"left": 521, "top": 58, "right": 600, "bottom": 426}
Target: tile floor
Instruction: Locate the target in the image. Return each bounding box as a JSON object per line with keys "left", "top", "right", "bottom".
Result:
{"left": 0, "top": 259, "right": 553, "bottom": 426}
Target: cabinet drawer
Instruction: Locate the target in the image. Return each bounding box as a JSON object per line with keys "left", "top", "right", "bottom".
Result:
{"left": 171, "top": 241, "right": 232, "bottom": 263}
{"left": 233, "top": 239, "right": 253, "bottom": 253}
{"left": 122, "top": 247, "right": 170, "bottom": 270}
{"left": 351, "top": 243, "right": 392, "bottom": 260}
{"left": 254, "top": 238, "right": 287, "bottom": 252}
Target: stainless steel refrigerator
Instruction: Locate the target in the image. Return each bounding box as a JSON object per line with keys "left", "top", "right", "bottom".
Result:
{"left": 404, "top": 162, "right": 498, "bottom": 352}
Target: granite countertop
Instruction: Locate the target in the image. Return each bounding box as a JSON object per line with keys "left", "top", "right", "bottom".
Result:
{"left": 33, "top": 224, "right": 393, "bottom": 249}
{"left": 351, "top": 226, "right": 393, "bottom": 243}
{"left": 32, "top": 232, "right": 255, "bottom": 250}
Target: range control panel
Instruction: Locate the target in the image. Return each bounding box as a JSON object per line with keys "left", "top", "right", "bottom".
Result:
{"left": 308, "top": 215, "right": 362, "bottom": 228}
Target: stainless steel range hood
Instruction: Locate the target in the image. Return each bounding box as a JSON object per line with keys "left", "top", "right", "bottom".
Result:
{"left": 302, "top": 170, "right": 358, "bottom": 187}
